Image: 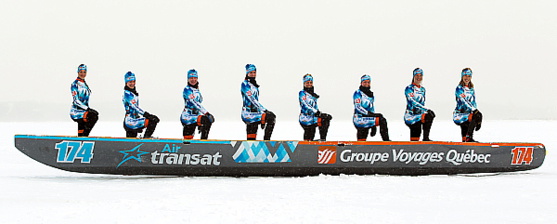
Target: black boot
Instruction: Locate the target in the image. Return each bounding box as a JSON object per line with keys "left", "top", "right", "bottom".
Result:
{"left": 422, "top": 111, "right": 435, "bottom": 141}
{"left": 263, "top": 123, "right": 275, "bottom": 140}
{"left": 422, "top": 122, "right": 432, "bottom": 141}
{"left": 199, "top": 114, "right": 213, "bottom": 140}
{"left": 143, "top": 118, "right": 159, "bottom": 138}
{"left": 464, "top": 134, "right": 477, "bottom": 142}
{"left": 378, "top": 117, "right": 390, "bottom": 141}
{"left": 263, "top": 111, "right": 276, "bottom": 140}
{"left": 318, "top": 117, "right": 330, "bottom": 141}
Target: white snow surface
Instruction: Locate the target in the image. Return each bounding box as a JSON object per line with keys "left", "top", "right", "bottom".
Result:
{"left": 1, "top": 120, "right": 556, "bottom": 223}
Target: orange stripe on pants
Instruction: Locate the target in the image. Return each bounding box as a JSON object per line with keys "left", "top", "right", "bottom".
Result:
{"left": 261, "top": 113, "right": 267, "bottom": 125}
{"left": 197, "top": 116, "right": 203, "bottom": 126}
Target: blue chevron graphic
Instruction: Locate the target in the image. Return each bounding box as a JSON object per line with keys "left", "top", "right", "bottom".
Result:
{"left": 232, "top": 141, "right": 298, "bottom": 163}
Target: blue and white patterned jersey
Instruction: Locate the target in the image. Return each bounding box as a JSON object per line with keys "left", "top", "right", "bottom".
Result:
{"left": 299, "top": 90, "right": 319, "bottom": 126}
{"left": 453, "top": 85, "right": 477, "bottom": 124}
{"left": 123, "top": 89, "right": 146, "bottom": 129}
{"left": 404, "top": 84, "right": 429, "bottom": 125}
{"left": 123, "top": 90, "right": 145, "bottom": 118}
{"left": 181, "top": 85, "right": 208, "bottom": 125}
{"left": 70, "top": 78, "right": 91, "bottom": 120}
{"left": 241, "top": 80, "right": 267, "bottom": 123}
{"left": 353, "top": 89, "right": 378, "bottom": 128}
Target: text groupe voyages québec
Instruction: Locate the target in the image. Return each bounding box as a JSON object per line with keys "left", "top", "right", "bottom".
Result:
{"left": 340, "top": 149, "right": 491, "bottom": 165}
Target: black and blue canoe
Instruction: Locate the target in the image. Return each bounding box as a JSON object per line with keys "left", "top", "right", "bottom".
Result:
{"left": 14, "top": 135, "right": 546, "bottom": 176}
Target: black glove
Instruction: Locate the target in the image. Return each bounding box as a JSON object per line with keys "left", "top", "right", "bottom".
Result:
{"left": 87, "top": 108, "right": 99, "bottom": 116}
{"left": 205, "top": 112, "right": 215, "bottom": 123}
{"left": 427, "top": 109, "right": 436, "bottom": 118}
{"left": 144, "top": 111, "right": 152, "bottom": 119}
{"left": 366, "top": 112, "right": 384, "bottom": 119}
{"left": 319, "top": 112, "right": 332, "bottom": 120}
{"left": 144, "top": 112, "right": 160, "bottom": 123}
{"left": 264, "top": 110, "right": 276, "bottom": 120}
{"left": 151, "top": 115, "right": 160, "bottom": 123}
{"left": 315, "top": 110, "right": 322, "bottom": 117}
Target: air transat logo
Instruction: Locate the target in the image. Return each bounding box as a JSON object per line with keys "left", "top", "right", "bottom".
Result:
{"left": 117, "top": 144, "right": 149, "bottom": 168}
{"left": 317, "top": 146, "right": 336, "bottom": 164}
{"left": 232, "top": 141, "right": 298, "bottom": 163}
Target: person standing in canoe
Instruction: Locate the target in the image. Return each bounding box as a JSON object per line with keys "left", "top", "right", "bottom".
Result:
{"left": 180, "top": 69, "right": 215, "bottom": 140}
{"left": 299, "top": 74, "right": 333, "bottom": 141}
{"left": 404, "top": 68, "right": 435, "bottom": 141}
{"left": 122, "top": 71, "right": 159, "bottom": 138}
{"left": 70, "top": 64, "right": 99, "bottom": 137}
{"left": 241, "top": 64, "right": 276, "bottom": 140}
{"left": 453, "top": 68, "right": 482, "bottom": 142}
{"left": 353, "top": 74, "right": 390, "bottom": 141}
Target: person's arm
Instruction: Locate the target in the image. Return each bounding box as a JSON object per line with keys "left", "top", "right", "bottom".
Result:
{"left": 241, "top": 82, "right": 267, "bottom": 112}
{"left": 184, "top": 88, "right": 209, "bottom": 114}
{"left": 354, "top": 91, "right": 370, "bottom": 115}
{"left": 124, "top": 91, "right": 145, "bottom": 116}
{"left": 71, "top": 83, "right": 89, "bottom": 110}
{"left": 405, "top": 86, "right": 428, "bottom": 111}
{"left": 299, "top": 91, "right": 318, "bottom": 115}
{"left": 456, "top": 86, "right": 477, "bottom": 111}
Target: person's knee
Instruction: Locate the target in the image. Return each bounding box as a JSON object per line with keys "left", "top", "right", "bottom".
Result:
{"left": 265, "top": 111, "right": 276, "bottom": 124}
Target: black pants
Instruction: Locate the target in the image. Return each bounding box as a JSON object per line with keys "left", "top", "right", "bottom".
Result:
{"left": 301, "top": 116, "right": 331, "bottom": 141}
{"left": 124, "top": 118, "right": 159, "bottom": 138}
{"left": 246, "top": 111, "right": 276, "bottom": 140}
{"left": 183, "top": 115, "right": 213, "bottom": 140}
{"left": 406, "top": 113, "right": 434, "bottom": 141}
{"left": 356, "top": 114, "right": 390, "bottom": 141}
{"left": 459, "top": 122, "right": 473, "bottom": 141}
{"left": 72, "top": 111, "right": 98, "bottom": 137}
{"left": 458, "top": 111, "right": 483, "bottom": 141}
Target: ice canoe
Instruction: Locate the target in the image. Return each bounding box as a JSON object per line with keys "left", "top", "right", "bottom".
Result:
{"left": 14, "top": 135, "right": 546, "bottom": 176}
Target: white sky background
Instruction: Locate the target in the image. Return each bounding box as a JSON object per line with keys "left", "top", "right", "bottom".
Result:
{"left": 1, "top": 0, "right": 556, "bottom": 122}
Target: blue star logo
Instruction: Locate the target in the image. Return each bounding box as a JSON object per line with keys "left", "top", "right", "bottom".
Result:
{"left": 117, "top": 144, "right": 149, "bottom": 168}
